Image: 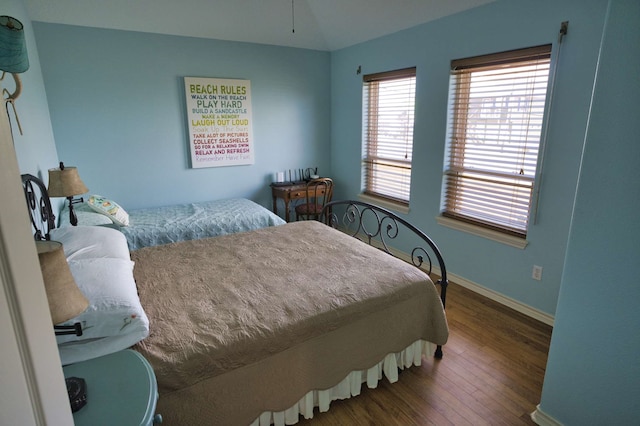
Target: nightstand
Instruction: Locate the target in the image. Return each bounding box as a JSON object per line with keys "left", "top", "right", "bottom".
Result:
{"left": 62, "top": 349, "right": 162, "bottom": 425}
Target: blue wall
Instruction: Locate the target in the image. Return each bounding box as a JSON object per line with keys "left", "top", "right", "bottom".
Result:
{"left": 330, "top": 0, "right": 608, "bottom": 316}
{"left": 32, "top": 23, "right": 331, "bottom": 211}
{"left": 27, "top": 0, "right": 617, "bottom": 319}
{"left": 538, "top": 0, "right": 640, "bottom": 423}
{"left": 5, "top": 0, "right": 60, "bottom": 204}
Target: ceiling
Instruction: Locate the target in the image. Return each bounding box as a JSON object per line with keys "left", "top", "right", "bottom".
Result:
{"left": 24, "top": 0, "right": 495, "bottom": 51}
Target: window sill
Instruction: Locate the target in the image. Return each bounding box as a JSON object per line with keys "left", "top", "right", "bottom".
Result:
{"left": 358, "top": 193, "right": 410, "bottom": 215}
{"left": 435, "top": 215, "right": 528, "bottom": 249}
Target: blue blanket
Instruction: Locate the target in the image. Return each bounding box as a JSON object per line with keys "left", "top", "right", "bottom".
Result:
{"left": 60, "top": 198, "right": 285, "bottom": 250}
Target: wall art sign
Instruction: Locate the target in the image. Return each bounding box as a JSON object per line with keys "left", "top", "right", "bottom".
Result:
{"left": 184, "top": 77, "right": 254, "bottom": 168}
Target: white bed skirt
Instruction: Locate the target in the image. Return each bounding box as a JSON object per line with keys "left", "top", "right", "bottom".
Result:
{"left": 251, "top": 339, "right": 437, "bottom": 426}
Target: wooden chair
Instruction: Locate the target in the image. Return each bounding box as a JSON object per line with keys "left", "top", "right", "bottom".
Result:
{"left": 295, "top": 178, "right": 334, "bottom": 221}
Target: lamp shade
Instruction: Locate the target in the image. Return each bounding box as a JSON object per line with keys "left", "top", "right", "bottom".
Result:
{"left": 36, "top": 240, "right": 89, "bottom": 324}
{"left": 0, "top": 16, "right": 29, "bottom": 74}
{"left": 47, "top": 163, "right": 88, "bottom": 197}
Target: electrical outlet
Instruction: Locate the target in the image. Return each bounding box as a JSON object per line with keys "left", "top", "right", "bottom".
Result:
{"left": 532, "top": 265, "right": 543, "bottom": 281}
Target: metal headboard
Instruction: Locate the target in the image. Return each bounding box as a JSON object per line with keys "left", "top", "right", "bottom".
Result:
{"left": 21, "top": 173, "right": 56, "bottom": 241}
{"left": 22, "top": 174, "right": 86, "bottom": 337}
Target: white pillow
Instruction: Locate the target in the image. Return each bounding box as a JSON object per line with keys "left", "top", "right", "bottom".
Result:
{"left": 55, "top": 258, "right": 149, "bottom": 346}
{"left": 50, "top": 226, "right": 130, "bottom": 261}
{"left": 87, "top": 195, "right": 130, "bottom": 226}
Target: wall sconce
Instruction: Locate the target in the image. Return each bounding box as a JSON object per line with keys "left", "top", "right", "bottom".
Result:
{"left": 36, "top": 240, "right": 89, "bottom": 336}
{"left": 47, "top": 162, "right": 89, "bottom": 227}
{"left": 0, "top": 15, "right": 29, "bottom": 135}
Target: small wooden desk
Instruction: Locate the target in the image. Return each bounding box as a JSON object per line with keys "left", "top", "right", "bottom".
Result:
{"left": 271, "top": 181, "right": 328, "bottom": 222}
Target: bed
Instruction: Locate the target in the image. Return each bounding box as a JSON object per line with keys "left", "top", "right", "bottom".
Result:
{"left": 58, "top": 193, "right": 286, "bottom": 250}
{"left": 22, "top": 173, "right": 449, "bottom": 425}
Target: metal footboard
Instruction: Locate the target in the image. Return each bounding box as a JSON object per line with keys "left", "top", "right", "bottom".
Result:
{"left": 322, "top": 200, "right": 448, "bottom": 358}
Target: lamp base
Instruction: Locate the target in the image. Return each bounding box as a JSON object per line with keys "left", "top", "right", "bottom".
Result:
{"left": 67, "top": 196, "right": 84, "bottom": 226}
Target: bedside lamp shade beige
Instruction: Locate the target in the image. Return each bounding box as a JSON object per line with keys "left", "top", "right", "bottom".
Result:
{"left": 47, "top": 162, "right": 88, "bottom": 226}
{"left": 47, "top": 163, "right": 88, "bottom": 198}
{"left": 36, "top": 240, "right": 88, "bottom": 324}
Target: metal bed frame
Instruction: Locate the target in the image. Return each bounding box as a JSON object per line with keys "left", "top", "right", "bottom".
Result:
{"left": 322, "top": 200, "right": 448, "bottom": 358}
{"left": 22, "top": 174, "right": 55, "bottom": 241}
{"left": 21, "top": 174, "right": 449, "bottom": 358}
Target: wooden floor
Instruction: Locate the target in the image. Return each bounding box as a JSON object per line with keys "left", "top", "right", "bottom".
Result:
{"left": 298, "top": 281, "right": 553, "bottom": 425}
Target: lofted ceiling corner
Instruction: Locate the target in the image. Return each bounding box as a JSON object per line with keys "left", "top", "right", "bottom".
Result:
{"left": 24, "top": 0, "right": 495, "bottom": 51}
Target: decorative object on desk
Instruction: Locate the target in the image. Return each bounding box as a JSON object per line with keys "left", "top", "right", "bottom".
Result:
{"left": 36, "top": 240, "right": 88, "bottom": 335}
{"left": 304, "top": 167, "right": 318, "bottom": 181}
{"left": 288, "top": 169, "right": 301, "bottom": 183}
{"left": 0, "top": 15, "right": 29, "bottom": 135}
{"left": 48, "top": 162, "right": 88, "bottom": 226}
{"left": 284, "top": 167, "right": 320, "bottom": 183}
{"left": 295, "top": 177, "right": 334, "bottom": 221}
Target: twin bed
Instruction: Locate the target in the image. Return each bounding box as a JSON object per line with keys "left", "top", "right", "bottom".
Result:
{"left": 58, "top": 194, "right": 286, "bottom": 250}
{"left": 22, "top": 173, "right": 449, "bottom": 425}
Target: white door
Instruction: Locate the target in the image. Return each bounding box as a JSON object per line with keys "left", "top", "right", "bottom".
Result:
{"left": 0, "top": 103, "right": 74, "bottom": 425}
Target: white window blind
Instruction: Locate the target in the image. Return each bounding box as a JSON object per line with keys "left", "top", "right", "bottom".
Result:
{"left": 442, "top": 45, "right": 552, "bottom": 237}
{"left": 362, "top": 67, "right": 416, "bottom": 205}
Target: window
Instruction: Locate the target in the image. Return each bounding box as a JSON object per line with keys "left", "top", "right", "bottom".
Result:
{"left": 362, "top": 67, "right": 416, "bottom": 205}
{"left": 441, "top": 45, "right": 552, "bottom": 238}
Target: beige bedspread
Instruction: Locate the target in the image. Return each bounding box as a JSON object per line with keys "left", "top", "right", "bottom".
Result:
{"left": 132, "top": 220, "right": 448, "bottom": 424}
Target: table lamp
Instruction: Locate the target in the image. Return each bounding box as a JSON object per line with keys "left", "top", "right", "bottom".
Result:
{"left": 48, "top": 162, "right": 89, "bottom": 226}
{"left": 36, "top": 240, "right": 88, "bottom": 336}
{"left": 37, "top": 240, "right": 90, "bottom": 412}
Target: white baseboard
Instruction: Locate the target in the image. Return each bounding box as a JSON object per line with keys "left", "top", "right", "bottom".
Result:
{"left": 531, "top": 405, "right": 563, "bottom": 426}
{"left": 445, "top": 271, "right": 555, "bottom": 326}
{"left": 352, "top": 236, "right": 555, "bottom": 326}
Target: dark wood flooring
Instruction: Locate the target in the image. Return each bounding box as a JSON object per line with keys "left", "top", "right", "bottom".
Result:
{"left": 297, "top": 281, "right": 553, "bottom": 425}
